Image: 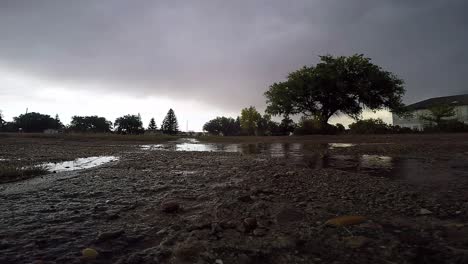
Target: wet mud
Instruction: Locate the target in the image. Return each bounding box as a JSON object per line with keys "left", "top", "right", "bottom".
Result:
{"left": 1, "top": 136, "right": 468, "bottom": 263}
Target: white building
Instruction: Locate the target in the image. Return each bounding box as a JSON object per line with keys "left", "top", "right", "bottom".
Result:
{"left": 393, "top": 94, "right": 468, "bottom": 130}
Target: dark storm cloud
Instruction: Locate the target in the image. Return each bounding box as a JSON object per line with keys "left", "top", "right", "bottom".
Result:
{"left": 0, "top": 0, "right": 467, "bottom": 110}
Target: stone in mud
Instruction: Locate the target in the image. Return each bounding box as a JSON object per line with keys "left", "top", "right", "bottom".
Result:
{"left": 161, "top": 201, "right": 180, "bottom": 213}
{"left": 82, "top": 248, "right": 99, "bottom": 259}
{"left": 237, "top": 195, "right": 253, "bottom": 203}
{"left": 275, "top": 206, "right": 305, "bottom": 224}
{"left": 343, "top": 236, "right": 370, "bottom": 249}
{"left": 253, "top": 228, "right": 267, "bottom": 236}
{"left": 173, "top": 242, "right": 203, "bottom": 262}
{"left": 243, "top": 218, "right": 257, "bottom": 231}
{"left": 419, "top": 208, "right": 433, "bottom": 215}
{"left": 96, "top": 230, "right": 124, "bottom": 241}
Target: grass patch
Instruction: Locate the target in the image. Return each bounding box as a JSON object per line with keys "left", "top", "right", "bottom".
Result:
{"left": 0, "top": 163, "right": 49, "bottom": 183}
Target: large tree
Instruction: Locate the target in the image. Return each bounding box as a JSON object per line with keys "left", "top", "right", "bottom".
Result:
{"left": 203, "top": 116, "right": 241, "bottom": 136}
{"left": 114, "top": 114, "right": 144, "bottom": 134}
{"left": 69, "top": 115, "right": 112, "bottom": 133}
{"left": 54, "top": 114, "right": 64, "bottom": 129}
{"left": 265, "top": 54, "right": 405, "bottom": 127}
{"left": 13, "top": 112, "right": 57, "bottom": 132}
{"left": 148, "top": 118, "right": 157, "bottom": 130}
{"left": 419, "top": 104, "right": 456, "bottom": 127}
{"left": 161, "top": 109, "right": 179, "bottom": 135}
{"left": 240, "top": 106, "right": 261, "bottom": 135}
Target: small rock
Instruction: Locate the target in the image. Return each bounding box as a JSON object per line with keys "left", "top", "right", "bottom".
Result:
{"left": 237, "top": 195, "right": 253, "bottom": 203}
{"left": 419, "top": 208, "right": 433, "bottom": 215}
{"left": 97, "top": 230, "right": 124, "bottom": 241}
{"left": 215, "top": 259, "right": 224, "bottom": 264}
{"left": 156, "top": 228, "right": 168, "bottom": 236}
{"left": 253, "top": 228, "right": 267, "bottom": 237}
{"left": 173, "top": 242, "right": 203, "bottom": 262}
{"left": 237, "top": 253, "right": 251, "bottom": 264}
{"left": 243, "top": 218, "right": 257, "bottom": 231}
{"left": 161, "top": 201, "right": 180, "bottom": 213}
{"left": 343, "top": 236, "right": 370, "bottom": 249}
{"left": 82, "top": 248, "right": 99, "bottom": 259}
{"left": 105, "top": 211, "right": 120, "bottom": 220}
{"left": 325, "top": 215, "right": 366, "bottom": 227}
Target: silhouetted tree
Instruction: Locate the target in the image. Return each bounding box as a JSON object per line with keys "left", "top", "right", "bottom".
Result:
{"left": 240, "top": 106, "right": 261, "bottom": 135}
{"left": 265, "top": 54, "right": 405, "bottom": 129}
{"left": 279, "top": 116, "right": 296, "bottom": 135}
{"left": 161, "top": 109, "right": 179, "bottom": 135}
{"left": 54, "top": 114, "right": 64, "bottom": 129}
{"left": 115, "top": 114, "right": 144, "bottom": 134}
{"left": 148, "top": 118, "right": 157, "bottom": 130}
{"left": 69, "top": 116, "right": 112, "bottom": 133}
{"left": 0, "top": 110, "right": 4, "bottom": 130}
{"left": 419, "top": 104, "right": 456, "bottom": 128}
{"left": 203, "top": 116, "right": 241, "bottom": 136}
{"left": 13, "top": 112, "right": 56, "bottom": 132}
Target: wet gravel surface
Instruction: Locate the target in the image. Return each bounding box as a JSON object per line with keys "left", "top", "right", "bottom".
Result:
{"left": 1, "top": 136, "right": 468, "bottom": 263}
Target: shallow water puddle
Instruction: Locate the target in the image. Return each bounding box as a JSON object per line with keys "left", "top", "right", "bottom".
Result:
{"left": 139, "top": 138, "right": 468, "bottom": 182}
{"left": 42, "top": 156, "right": 119, "bottom": 173}
{"left": 328, "top": 143, "right": 356, "bottom": 149}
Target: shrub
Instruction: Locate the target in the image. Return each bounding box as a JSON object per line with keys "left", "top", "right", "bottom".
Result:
{"left": 348, "top": 118, "right": 390, "bottom": 134}
{"left": 294, "top": 118, "right": 341, "bottom": 135}
{"left": 424, "top": 120, "right": 468, "bottom": 133}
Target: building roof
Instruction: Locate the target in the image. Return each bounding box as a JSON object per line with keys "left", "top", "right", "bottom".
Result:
{"left": 406, "top": 94, "right": 468, "bottom": 110}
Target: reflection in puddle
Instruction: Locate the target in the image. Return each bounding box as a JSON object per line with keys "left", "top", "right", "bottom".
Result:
{"left": 42, "top": 156, "right": 119, "bottom": 173}
{"left": 139, "top": 138, "right": 468, "bottom": 182}
{"left": 329, "top": 143, "right": 356, "bottom": 149}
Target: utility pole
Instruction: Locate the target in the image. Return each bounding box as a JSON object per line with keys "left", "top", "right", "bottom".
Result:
{"left": 186, "top": 120, "right": 188, "bottom": 132}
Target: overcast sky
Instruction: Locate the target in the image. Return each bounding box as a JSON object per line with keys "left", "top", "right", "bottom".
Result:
{"left": 1, "top": 0, "right": 467, "bottom": 131}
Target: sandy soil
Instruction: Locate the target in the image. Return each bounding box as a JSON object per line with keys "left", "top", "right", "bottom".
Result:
{"left": 1, "top": 134, "right": 468, "bottom": 263}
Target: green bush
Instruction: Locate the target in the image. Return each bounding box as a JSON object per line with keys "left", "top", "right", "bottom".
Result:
{"left": 294, "top": 118, "right": 342, "bottom": 135}
{"left": 348, "top": 118, "right": 390, "bottom": 134}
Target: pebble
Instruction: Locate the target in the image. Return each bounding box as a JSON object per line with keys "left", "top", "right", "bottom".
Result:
{"left": 243, "top": 218, "right": 257, "bottom": 231}
{"left": 419, "top": 208, "right": 433, "bottom": 215}
{"left": 343, "top": 236, "right": 370, "bottom": 249}
{"left": 161, "top": 201, "right": 180, "bottom": 213}
{"left": 97, "top": 230, "right": 124, "bottom": 241}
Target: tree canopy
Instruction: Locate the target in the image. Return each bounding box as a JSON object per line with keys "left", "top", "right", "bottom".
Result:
{"left": 54, "top": 114, "right": 64, "bottom": 129}
{"left": 13, "top": 112, "right": 57, "bottom": 132}
{"left": 161, "top": 109, "right": 179, "bottom": 135}
{"left": 240, "top": 106, "right": 262, "bottom": 135}
{"left": 114, "top": 114, "right": 144, "bottom": 134}
{"left": 419, "top": 104, "right": 456, "bottom": 127}
{"left": 265, "top": 54, "right": 405, "bottom": 127}
{"left": 203, "top": 116, "right": 241, "bottom": 136}
{"left": 148, "top": 118, "right": 157, "bottom": 130}
{"left": 69, "top": 115, "right": 112, "bottom": 133}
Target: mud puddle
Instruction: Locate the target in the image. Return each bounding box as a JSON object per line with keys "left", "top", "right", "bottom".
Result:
{"left": 140, "top": 138, "right": 468, "bottom": 183}
{"left": 42, "top": 156, "right": 119, "bottom": 173}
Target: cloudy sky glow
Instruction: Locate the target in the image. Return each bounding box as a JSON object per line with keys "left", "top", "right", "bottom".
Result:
{"left": 1, "top": 0, "right": 467, "bottom": 130}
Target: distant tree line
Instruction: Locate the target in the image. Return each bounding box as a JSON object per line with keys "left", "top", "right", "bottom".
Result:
{"left": 0, "top": 109, "right": 180, "bottom": 135}
{"left": 203, "top": 106, "right": 295, "bottom": 136}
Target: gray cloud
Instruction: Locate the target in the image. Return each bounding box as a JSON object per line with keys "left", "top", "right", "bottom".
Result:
{"left": 0, "top": 0, "right": 467, "bottom": 112}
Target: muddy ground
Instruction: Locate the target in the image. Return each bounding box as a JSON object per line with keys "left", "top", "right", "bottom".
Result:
{"left": 1, "top": 134, "right": 468, "bottom": 263}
